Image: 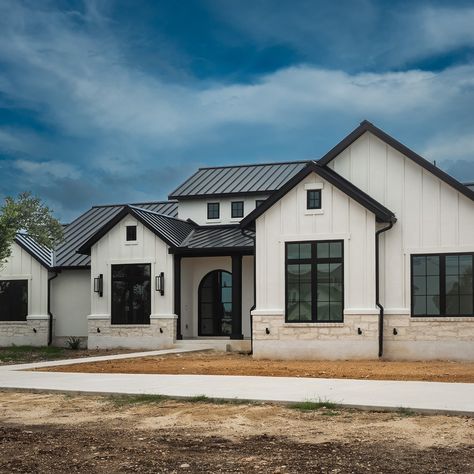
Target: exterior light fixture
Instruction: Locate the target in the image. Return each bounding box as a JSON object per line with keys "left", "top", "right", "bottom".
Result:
{"left": 393, "top": 328, "right": 398, "bottom": 335}
{"left": 265, "top": 328, "right": 270, "bottom": 335}
{"left": 357, "top": 327, "right": 362, "bottom": 335}
{"left": 94, "top": 274, "right": 103, "bottom": 297}
{"left": 155, "top": 272, "right": 165, "bottom": 295}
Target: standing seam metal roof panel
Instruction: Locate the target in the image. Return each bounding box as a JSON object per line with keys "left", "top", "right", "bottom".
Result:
{"left": 168, "top": 161, "right": 308, "bottom": 198}
{"left": 15, "top": 233, "right": 54, "bottom": 268}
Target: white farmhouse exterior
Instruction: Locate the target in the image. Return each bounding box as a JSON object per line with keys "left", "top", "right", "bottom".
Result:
{"left": 1, "top": 121, "right": 473, "bottom": 360}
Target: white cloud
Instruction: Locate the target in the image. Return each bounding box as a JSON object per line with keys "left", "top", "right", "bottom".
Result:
{"left": 13, "top": 159, "right": 81, "bottom": 180}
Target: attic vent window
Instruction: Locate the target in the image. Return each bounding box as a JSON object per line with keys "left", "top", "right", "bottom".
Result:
{"left": 126, "top": 225, "right": 137, "bottom": 241}
{"left": 307, "top": 190, "right": 321, "bottom": 210}
{"left": 231, "top": 201, "right": 244, "bottom": 218}
{"left": 207, "top": 202, "right": 220, "bottom": 220}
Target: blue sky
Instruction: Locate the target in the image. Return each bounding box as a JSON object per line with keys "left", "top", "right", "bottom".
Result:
{"left": 0, "top": 0, "right": 474, "bottom": 221}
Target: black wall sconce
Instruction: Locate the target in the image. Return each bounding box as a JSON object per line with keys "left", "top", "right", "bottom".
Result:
{"left": 159, "top": 328, "right": 163, "bottom": 334}
{"left": 265, "top": 327, "right": 270, "bottom": 335}
{"left": 393, "top": 328, "right": 398, "bottom": 336}
{"left": 155, "top": 272, "right": 165, "bottom": 295}
{"left": 94, "top": 274, "right": 103, "bottom": 297}
{"left": 33, "top": 328, "right": 37, "bottom": 333}
{"left": 357, "top": 327, "right": 362, "bottom": 335}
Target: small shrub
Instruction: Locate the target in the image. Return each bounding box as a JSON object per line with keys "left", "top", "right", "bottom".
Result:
{"left": 66, "top": 337, "right": 81, "bottom": 350}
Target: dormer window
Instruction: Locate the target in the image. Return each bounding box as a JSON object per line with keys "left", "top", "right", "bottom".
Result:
{"left": 307, "top": 190, "right": 321, "bottom": 210}
{"left": 126, "top": 225, "right": 137, "bottom": 241}
{"left": 207, "top": 202, "right": 220, "bottom": 220}
{"left": 231, "top": 201, "right": 244, "bottom": 218}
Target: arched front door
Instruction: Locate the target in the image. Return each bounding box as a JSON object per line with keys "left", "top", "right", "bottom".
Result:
{"left": 198, "top": 270, "right": 232, "bottom": 336}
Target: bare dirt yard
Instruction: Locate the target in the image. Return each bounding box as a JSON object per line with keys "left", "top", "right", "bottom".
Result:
{"left": 40, "top": 350, "right": 474, "bottom": 383}
{"left": 0, "top": 392, "right": 472, "bottom": 473}
{"left": 0, "top": 346, "right": 137, "bottom": 365}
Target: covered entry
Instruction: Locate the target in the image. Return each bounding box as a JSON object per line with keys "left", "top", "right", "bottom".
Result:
{"left": 198, "top": 270, "right": 232, "bottom": 336}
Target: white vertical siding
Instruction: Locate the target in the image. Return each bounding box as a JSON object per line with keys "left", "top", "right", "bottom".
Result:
{"left": 255, "top": 173, "right": 376, "bottom": 314}
{"left": 327, "top": 131, "right": 474, "bottom": 311}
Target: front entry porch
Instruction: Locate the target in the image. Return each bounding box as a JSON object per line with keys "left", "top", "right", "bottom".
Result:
{"left": 173, "top": 253, "right": 254, "bottom": 344}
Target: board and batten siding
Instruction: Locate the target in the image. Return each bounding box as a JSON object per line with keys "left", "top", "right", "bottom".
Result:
{"left": 326, "top": 131, "right": 474, "bottom": 360}
{"left": 0, "top": 241, "right": 50, "bottom": 346}
{"left": 87, "top": 215, "right": 176, "bottom": 350}
{"left": 252, "top": 173, "right": 379, "bottom": 360}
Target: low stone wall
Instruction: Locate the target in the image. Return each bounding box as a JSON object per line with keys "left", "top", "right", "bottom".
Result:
{"left": 252, "top": 312, "right": 379, "bottom": 360}
{"left": 252, "top": 311, "right": 474, "bottom": 361}
{"left": 87, "top": 314, "right": 177, "bottom": 350}
{"left": 383, "top": 315, "right": 474, "bottom": 361}
{"left": 0, "top": 315, "right": 49, "bottom": 347}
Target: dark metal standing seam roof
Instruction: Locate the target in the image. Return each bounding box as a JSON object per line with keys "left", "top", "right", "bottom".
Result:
{"left": 128, "top": 206, "right": 194, "bottom": 247}
{"left": 168, "top": 161, "right": 308, "bottom": 199}
{"left": 179, "top": 226, "right": 254, "bottom": 250}
{"left": 14, "top": 233, "right": 54, "bottom": 269}
{"left": 54, "top": 201, "right": 178, "bottom": 268}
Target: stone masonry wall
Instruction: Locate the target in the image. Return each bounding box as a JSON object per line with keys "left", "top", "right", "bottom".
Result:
{"left": 0, "top": 316, "right": 49, "bottom": 347}
{"left": 87, "top": 315, "right": 177, "bottom": 350}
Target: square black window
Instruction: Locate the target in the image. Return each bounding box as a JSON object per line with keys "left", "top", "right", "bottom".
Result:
{"left": 207, "top": 202, "right": 220, "bottom": 220}
{"left": 126, "top": 225, "right": 137, "bottom": 241}
{"left": 231, "top": 201, "right": 244, "bottom": 218}
{"left": 307, "top": 190, "right": 321, "bottom": 210}
{"left": 255, "top": 199, "right": 265, "bottom": 208}
{"left": 0, "top": 280, "right": 28, "bottom": 321}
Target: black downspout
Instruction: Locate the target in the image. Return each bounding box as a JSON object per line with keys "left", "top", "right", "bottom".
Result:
{"left": 376, "top": 222, "right": 394, "bottom": 358}
{"left": 241, "top": 227, "right": 256, "bottom": 355}
{"left": 47, "top": 271, "right": 59, "bottom": 346}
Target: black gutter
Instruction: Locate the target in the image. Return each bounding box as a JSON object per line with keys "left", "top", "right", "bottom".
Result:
{"left": 375, "top": 222, "right": 394, "bottom": 358}
{"left": 241, "top": 228, "right": 256, "bottom": 355}
{"left": 47, "top": 271, "right": 60, "bottom": 346}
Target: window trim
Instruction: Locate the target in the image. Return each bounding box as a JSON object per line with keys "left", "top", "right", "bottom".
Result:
{"left": 207, "top": 202, "right": 220, "bottom": 220}
{"left": 0, "top": 279, "right": 28, "bottom": 322}
{"left": 231, "top": 201, "right": 244, "bottom": 219}
{"left": 111, "top": 263, "right": 152, "bottom": 325}
{"left": 126, "top": 225, "right": 137, "bottom": 242}
{"left": 285, "top": 240, "right": 344, "bottom": 323}
{"left": 306, "top": 189, "right": 322, "bottom": 210}
{"left": 410, "top": 252, "right": 474, "bottom": 318}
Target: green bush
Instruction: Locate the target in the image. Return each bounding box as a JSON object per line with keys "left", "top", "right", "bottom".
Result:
{"left": 66, "top": 337, "right": 81, "bottom": 350}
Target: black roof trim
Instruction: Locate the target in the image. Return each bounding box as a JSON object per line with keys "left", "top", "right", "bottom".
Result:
{"left": 171, "top": 190, "right": 273, "bottom": 201}
{"left": 77, "top": 206, "right": 194, "bottom": 255}
{"left": 197, "top": 160, "right": 308, "bottom": 171}
{"left": 240, "top": 161, "right": 397, "bottom": 228}
{"left": 170, "top": 247, "right": 254, "bottom": 256}
{"left": 91, "top": 199, "right": 177, "bottom": 209}
{"left": 319, "top": 120, "right": 474, "bottom": 202}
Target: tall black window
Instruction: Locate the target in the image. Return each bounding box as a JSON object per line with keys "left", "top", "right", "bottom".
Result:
{"left": 307, "top": 189, "right": 321, "bottom": 209}
{"left": 411, "top": 253, "right": 474, "bottom": 317}
{"left": 111, "top": 264, "right": 151, "bottom": 324}
{"left": 286, "top": 241, "right": 343, "bottom": 322}
{"left": 207, "top": 202, "right": 220, "bottom": 220}
{"left": 231, "top": 201, "right": 244, "bottom": 218}
{"left": 126, "top": 225, "right": 137, "bottom": 241}
{"left": 0, "top": 280, "right": 28, "bottom": 321}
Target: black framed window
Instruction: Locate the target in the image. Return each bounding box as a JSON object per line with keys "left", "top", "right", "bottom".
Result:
{"left": 111, "top": 264, "right": 151, "bottom": 324}
{"left": 231, "top": 201, "right": 244, "bottom": 218}
{"left": 126, "top": 225, "right": 137, "bottom": 241}
{"left": 286, "top": 241, "right": 343, "bottom": 323}
{"left": 255, "top": 199, "right": 265, "bottom": 208}
{"left": 307, "top": 189, "right": 321, "bottom": 209}
{"left": 0, "top": 280, "right": 28, "bottom": 321}
{"left": 411, "top": 253, "right": 474, "bottom": 317}
{"left": 207, "top": 202, "right": 220, "bottom": 220}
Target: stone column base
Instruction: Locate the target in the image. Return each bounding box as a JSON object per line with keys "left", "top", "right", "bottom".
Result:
{"left": 0, "top": 315, "right": 50, "bottom": 347}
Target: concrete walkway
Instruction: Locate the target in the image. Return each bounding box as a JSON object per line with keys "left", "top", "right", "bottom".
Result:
{"left": 0, "top": 350, "right": 473, "bottom": 416}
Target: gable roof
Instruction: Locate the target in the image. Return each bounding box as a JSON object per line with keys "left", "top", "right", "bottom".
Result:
{"left": 319, "top": 120, "right": 474, "bottom": 202}
{"left": 76, "top": 205, "right": 194, "bottom": 255}
{"left": 168, "top": 161, "right": 307, "bottom": 200}
{"left": 14, "top": 233, "right": 54, "bottom": 269}
{"left": 55, "top": 201, "right": 177, "bottom": 268}
{"left": 240, "top": 161, "right": 397, "bottom": 228}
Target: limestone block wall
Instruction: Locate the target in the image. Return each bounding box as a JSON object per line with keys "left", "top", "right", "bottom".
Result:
{"left": 252, "top": 312, "right": 379, "bottom": 360}
{"left": 0, "top": 315, "right": 49, "bottom": 347}
{"left": 87, "top": 315, "right": 177, "bottom": 350}
{"left": 383, "top": 315, "right": 474, "bottom": 361}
